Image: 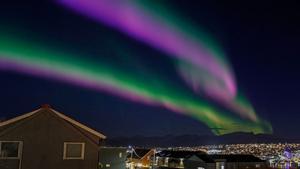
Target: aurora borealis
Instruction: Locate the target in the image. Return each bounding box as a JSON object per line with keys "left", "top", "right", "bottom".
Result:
{"left": 0, "top": 33, "right": 271, "bottom": 135}
{"left": 58, "top": 0, "right": 237, "bottom": 108}
{"left": 57, "top": 0, "right": 262, "bottom": 122}
{"left": 0, "top": 0, "right": 274, "bottom": 135}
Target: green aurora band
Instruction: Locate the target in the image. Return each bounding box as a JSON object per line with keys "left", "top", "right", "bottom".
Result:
{"left": 134, "top": 1, "right": 259, "bottom": 121}
{"left": 0, "top": 33, "right": 272, "bottom": 135}
{"left": 58, "top": 0, "right": 261, "bottom": 122}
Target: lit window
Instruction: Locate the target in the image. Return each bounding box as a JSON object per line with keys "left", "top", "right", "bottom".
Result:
{"left": 216, "top": 162, "right": 225, "bottom": 169}
{"left": 165, "top": 157, "right": 169, "bottom": 166}
{"left": 180, "top": 158, "right": 184, "bottom": 166}
{"left": 63, "top": 142, "right": 85, "bottom": 159}
{"left": 0, "top": 141, "right": 22, "bottom": 159}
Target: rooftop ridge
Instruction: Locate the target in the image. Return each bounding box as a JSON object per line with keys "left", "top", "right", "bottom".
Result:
{"left": 0, "top": 106, "right": 106, "bottom": 139}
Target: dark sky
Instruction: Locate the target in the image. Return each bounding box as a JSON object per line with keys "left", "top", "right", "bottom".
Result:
{"left": 0, "top": 0, "right": 300, "bottom": 138}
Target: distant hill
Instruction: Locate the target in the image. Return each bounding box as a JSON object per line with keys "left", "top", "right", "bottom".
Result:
{"left": 105, "top": 132, "right": 300, "bottom": 147}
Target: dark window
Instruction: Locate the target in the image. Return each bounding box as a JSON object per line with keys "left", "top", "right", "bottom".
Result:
{"left": 0, "top": 141, "right": 21, "bottom": 158}
{"left": 63, "top": 142, "right": 85, "bottom": 159}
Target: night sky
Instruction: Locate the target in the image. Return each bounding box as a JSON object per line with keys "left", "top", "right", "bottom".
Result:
{"left": 0, "top": 0, "right": 300, "bottom": 138}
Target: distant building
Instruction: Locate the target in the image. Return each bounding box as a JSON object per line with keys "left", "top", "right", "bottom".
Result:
{"left": 127, "top": 148, "right": 155, "bottom": 168}
{"left": 209, "top": 154, "right": 267, "bottom": 169}
{"left": 154, "top": 150, "right": 267, "bottom": 169}
{"left": 99, "top": 147, "right": 127, "bottom": 169}
{"left": 0, "top": 105, "right": 106, "bottom": 169}
{"left": 154, "top": 150, "right": 215, "bottom": 169}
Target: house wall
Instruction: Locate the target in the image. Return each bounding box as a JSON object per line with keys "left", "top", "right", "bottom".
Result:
{"left": 155, "top": 157, "right": 214, "bottom": 169}
{"left": 0, "top": 159, "right": 19, "bottom": 169}
{"left": 184, "top": 160, "right": 208, "bottom": 169}
{"left": 156, "top": 157, "right": 165, "bottom": 166}
{"left": 207, "top": 163, "right": 217, "bottom": 169}
{"left": 225, "top": 162, "right": 267, "bottom": 169}
{"left": 0, "top": 110, "right": 101, "bottom": 169}
{"left": 236, "top": 162, "right": 267, "bottom": 169}
{"left": 98, "top": 147, "right": 126, "bottom": 169}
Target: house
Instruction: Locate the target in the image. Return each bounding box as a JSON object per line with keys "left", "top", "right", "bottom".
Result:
{"left": 154, "top": 150, "right": 267, "bottom": 169}
{"left": 127, "top": 148, "right": 155, "bottom": 168}
{"left": 154, "top": 150, "right": 215, "bottom": 169}
{"left": 0, "top": 104, "right": 106, "bottom": 169}
{"left": 99, "top": 147, "right": 127, "bottom": 169}
{"left": 209, "top": 154, "right": 267, "bottom": 169}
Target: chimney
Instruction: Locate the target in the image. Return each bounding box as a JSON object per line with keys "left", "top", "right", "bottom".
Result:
{"left": 40, "top": 104, "right": 51, "bottom": 109}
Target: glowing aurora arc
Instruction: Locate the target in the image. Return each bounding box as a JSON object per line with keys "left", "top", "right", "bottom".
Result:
{"left": 0, "top": 33, "right": 272, "bottom": 135}
{"left": 57, "top": 0, "right": 259, "bottom": 122}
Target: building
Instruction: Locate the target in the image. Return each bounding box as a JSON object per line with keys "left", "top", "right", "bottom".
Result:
{"left": 127, "top": 148, "right": 155, "bottom": 168}
{"left": 209, "top": 155, "right": 267, "bottom": 169}
{"left": 154, "top": 150, "right": 267, "bottom": 169}
{"left": 155, "top": 150, "right": 215, "bottom": 169}
{"left": 99, "top": 147, "right": 127, "bottom": 169}
{"left": 0, "top": 105, "right": 106, "bottom": 169}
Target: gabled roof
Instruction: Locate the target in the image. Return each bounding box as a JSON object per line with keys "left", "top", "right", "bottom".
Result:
{"left": 51, "top": 109, "right": 106, "bottom": 139}
{"left": 157, "top": 150, "right": 196, "bottom": 159}
{"left": 195, "top": 154, "right": 215, "bottom": 163}
{"left": 0, "top": 106, "right": 106, "bottom": 139}
{"left": 156, "top": 150, "right": 214, "bottom": 163}
{"left": 209, "top": 154, "right": 265, "bottom": 162}
{"left": 127, "top": 148, "right": 153, "bottom": 159}
{"left": 0, "top": 109, "right": 40, "bottom": 127}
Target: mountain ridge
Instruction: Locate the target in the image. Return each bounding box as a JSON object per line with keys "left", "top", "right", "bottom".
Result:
{"left": 105, "top": 132, "right": 300, "bottom": 147}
